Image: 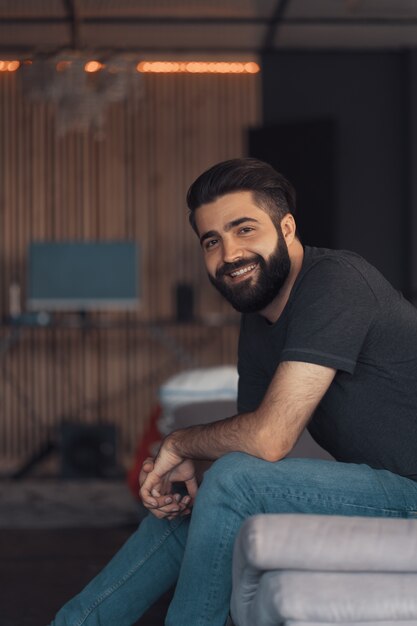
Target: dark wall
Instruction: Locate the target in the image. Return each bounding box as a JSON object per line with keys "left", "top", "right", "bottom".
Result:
{"left": 260, "top": 51, "right": 409, "bottom": 292}
{"left": 249, "top": 118, "right": 337, "bottom": 250}
{"left": 409, "top": 51, "right": 417, "bottom": 304}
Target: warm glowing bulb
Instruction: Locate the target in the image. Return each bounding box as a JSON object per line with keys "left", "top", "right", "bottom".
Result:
{"left": 0, "top": 61, "right": 7, "bottom": 71}
{"left": 244, "top": 62, "right": 260, "bottom": 74}
{"left": 7, "top": 60, "right": 20, "bottom": 72}
{"left": 85, "top": 61, "right": 102, "bottom": 73}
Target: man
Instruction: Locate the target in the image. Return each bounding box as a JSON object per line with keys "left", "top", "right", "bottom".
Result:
{"left": 51, "top": 158, "right": 417, "bottom": 626}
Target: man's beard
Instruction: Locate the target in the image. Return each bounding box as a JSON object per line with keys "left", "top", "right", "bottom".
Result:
{"left": 208, "top": 235, "right": 291, "bottom": 314}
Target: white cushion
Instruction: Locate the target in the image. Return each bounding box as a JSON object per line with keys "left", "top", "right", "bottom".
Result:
{"left": 231, "top": 514, "right": 417, "bottom": 626}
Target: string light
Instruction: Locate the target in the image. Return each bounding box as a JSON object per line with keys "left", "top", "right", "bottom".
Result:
{"left": 0, "top": 59, "right": 259, "bottom": 75}
{"left": 136, "top": 61, "right": 260, "bottom": 74}
{"left": 0, "top": 55, "right": 258, "bottom": 134}
{"left": 84, "top": 61, "right": 104, "bottom": 73}
{"left": 7, "top": 61, "right": 20, "bottom": 72}
{"left": 0, "top": 60, "right": 20, "bottom": 72}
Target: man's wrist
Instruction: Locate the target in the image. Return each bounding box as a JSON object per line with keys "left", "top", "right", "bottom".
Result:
{"left": 164, "top": 429, "right": 185, "bottom": 456}
{"left": 166, "top": 425, "right": 203, "bottom": 459}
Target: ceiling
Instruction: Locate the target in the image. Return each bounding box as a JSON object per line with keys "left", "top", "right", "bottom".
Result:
{"left": 1, "top": 0, "right": 417, "bottom": 57}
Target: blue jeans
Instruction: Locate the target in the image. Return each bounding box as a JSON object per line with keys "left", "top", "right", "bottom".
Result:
{"left": 50, "top": 454, "right": 417, "bottom": 626}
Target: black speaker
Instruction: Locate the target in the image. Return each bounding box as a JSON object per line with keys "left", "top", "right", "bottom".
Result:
{"left": 175, "top": 283, "right": 194, "bottom": 322}
{"left": 60, "top": 422, "right": 117, "bottom": 478}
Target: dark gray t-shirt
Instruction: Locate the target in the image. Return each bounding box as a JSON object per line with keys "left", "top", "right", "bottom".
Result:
{"left": 237, "top": 246, "right": 417, "bottom": 479}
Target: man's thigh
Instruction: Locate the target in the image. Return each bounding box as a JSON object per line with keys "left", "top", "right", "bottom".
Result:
{"left": 202, "top": 453, "right": 417, "bottom": 518}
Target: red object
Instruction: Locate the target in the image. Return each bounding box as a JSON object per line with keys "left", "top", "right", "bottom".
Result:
{"left": 127, "top": 404, "right": 162, "bottom": 500}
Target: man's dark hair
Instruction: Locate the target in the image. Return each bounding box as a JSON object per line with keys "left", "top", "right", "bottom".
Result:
{"left": 186, "top": 157, "right": 297, "bottom": 236}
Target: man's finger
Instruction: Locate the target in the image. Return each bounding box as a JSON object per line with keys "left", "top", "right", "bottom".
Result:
{"left": 138, "top": 458, "right": 155, "bottom": 488}
{"left": 140, "top": 469, "right": 164, "bottom": 505}
{"left": 149, "top": 493, "right": 183, "bottom": 508}
{"left": 140, "top": 479, "right": 171, "bottom": 507}
{"left": 142, "top": 493, "right": 184, "bottom": 516}
{"left": 184, "top": 475, "right": 198, "bottom": 499}
{"left": 140, "top": 484, "right": 158, "bottom": 507}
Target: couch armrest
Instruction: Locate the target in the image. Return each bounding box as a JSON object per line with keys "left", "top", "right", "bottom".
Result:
{"left": 231, "top": 514, "right": 417, "bottom": 626}
{"left": 233, "top": 514, "right": 417, "bottom": 573}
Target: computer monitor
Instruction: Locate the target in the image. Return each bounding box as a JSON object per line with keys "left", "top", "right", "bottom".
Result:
{"left": 27, "top": 241, "right": 140, "bottom": 311}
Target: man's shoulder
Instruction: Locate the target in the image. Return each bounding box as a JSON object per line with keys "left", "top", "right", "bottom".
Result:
{"left": 239, "top": 247, "right": 383, "bottom": 335}
{"left": 298, "top": 246, "right": 382, "bottom": 291}
{"left": 302, "top": 246, "right": 372, "bottom": 272}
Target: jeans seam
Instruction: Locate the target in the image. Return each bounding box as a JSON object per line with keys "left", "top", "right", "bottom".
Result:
{"left": 254, "top": 489, "right": 415, "bottom": 515}
{"left": 197, "top": 519, "right": 237, "bottom": 626}
{"left": 74, "top": 518, "right": 184, "bottom": 626}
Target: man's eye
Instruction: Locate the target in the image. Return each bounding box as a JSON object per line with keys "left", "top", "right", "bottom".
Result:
{"left": 205, "top": 239, "right": 218, "bottom": 249}
{"left": 239, "top": 227, "right": 254, "bottom": 234}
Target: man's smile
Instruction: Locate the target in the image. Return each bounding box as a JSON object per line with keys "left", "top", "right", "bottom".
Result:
{"left": 227, "top": 262, "right": 258, "bottom": 282}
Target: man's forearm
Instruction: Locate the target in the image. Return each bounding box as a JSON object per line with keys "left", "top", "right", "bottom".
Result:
{"left": 167, "top": 361, "right": 336, "bottom": 463}
{"left": 168, "top": 410, "right": 277, "bottom": 463}
{"left": 142, "top": 362, "right": 336, "bottom": 507}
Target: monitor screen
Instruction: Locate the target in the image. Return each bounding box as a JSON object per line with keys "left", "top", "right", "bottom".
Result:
{"left": 27, "top": 241, "right": 140, "bottom": 311}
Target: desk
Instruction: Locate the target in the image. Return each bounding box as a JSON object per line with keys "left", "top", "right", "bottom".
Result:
{"left": 0, "top": 315, "right": 239, "bottom": 475}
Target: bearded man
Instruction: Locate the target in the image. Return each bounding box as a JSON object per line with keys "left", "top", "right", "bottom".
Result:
{"left": 51, "top": 158, "right": 417, "bottom": 626}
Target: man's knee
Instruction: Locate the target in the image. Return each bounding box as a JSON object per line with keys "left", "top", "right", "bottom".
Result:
{"left": 200, "top": 455, "right": 321, "bottom": 496}
{"left": 200, "top": 452, "right": 265, "bottom": 495}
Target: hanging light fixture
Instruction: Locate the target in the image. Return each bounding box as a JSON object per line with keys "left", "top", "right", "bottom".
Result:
{"left": 19, "top": 51, "right": 143, "bottom": 136}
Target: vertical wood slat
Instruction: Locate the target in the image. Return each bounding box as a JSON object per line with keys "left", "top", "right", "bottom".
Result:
{"left": 0, "top": 69, "right": 260, "bottom": 469}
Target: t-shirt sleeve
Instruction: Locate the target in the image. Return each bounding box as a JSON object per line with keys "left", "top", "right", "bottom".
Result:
{"left": 280, "top": 258, "right": 378, "bottom": 374}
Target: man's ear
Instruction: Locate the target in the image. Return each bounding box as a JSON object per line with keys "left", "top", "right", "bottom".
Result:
{"left": 280, "top": 213, "right": 297, "bottom": 245}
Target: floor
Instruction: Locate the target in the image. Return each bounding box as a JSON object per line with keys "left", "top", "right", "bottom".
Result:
{"left": 0, "top": 479, "right": 172, "bottom": 625}
{"left": 1, "top": 526, "right": 173, "bottom": 626}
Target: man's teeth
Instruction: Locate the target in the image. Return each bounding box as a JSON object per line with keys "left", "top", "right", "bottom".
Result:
{"left": 230, "top": 264, "right": 256, "bottom": 278}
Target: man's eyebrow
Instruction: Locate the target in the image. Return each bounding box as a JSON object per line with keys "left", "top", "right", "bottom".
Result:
{"left": 199, "top": 217, "right": 259, "bottom": 246}
{"left": 200, "top": 230, "right": 218, "bottom": 245}
{"left": 226, "top": 217, "right": 259, "bottom": 230}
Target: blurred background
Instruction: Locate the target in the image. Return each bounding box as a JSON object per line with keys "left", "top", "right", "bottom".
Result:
{"left": 1, "top": 0, "right": 416, "bottom": 482}
{"left": 1, "top": 1, "right": 417, "bottom": 624}
{"left": 0, "top": 0, "right": 416, "bottom": 484}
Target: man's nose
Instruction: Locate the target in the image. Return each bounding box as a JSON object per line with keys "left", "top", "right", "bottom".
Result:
{"left": 222, "top": 237, "right": 243, "bottom": 263}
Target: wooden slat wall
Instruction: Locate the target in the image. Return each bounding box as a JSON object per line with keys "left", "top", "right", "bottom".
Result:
{"left": 0, "top": 69, "right": 260, "bottom": 469}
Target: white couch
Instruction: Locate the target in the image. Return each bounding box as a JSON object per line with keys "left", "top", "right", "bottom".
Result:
{"left": 231, "top": 513, "right": 417, "bottom": 626}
